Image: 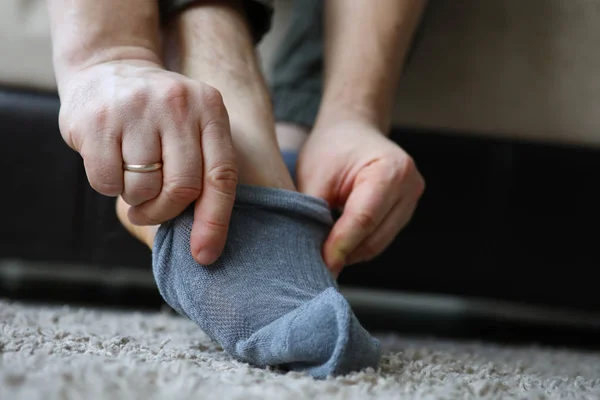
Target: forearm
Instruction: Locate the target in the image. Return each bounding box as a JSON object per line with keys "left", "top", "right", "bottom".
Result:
{"left": 47, "top": 0, "right": 162, "bottom": 87}
{"left": 318, "top": 0, "right": 427, "bottom": 133}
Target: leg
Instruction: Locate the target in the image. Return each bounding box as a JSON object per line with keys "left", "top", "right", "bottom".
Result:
{"left": 275, "top": 122, "right": 309, "bottom": 153}
{"left": 118, "top": 1, "right": 380, "bottom": 379}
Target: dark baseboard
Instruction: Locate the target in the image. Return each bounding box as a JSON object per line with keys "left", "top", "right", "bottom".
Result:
{"left": 2, "top": 86, "right": 600, "bottom": 315}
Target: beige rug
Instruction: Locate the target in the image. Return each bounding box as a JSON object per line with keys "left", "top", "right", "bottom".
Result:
{"left": 1, "top": 299, "right": 599, "bottom": 400}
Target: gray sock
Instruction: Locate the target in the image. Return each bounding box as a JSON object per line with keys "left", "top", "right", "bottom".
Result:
{"left": 152, "top": 184, "right": 381, "bottom": 378}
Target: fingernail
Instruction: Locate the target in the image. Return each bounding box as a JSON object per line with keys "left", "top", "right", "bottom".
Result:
{"left": 195, "top": 248, "right": 220, "bottom": 265}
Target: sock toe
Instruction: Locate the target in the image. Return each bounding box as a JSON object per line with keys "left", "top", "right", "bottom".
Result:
{"left": 286, "top": 288, "right": 381, "bottom": 378}
{"left": 236, "top": 287, "right": 381, "bottom": 378}
{"left": 151, "top": 185, "right": 380, "bottom": 378}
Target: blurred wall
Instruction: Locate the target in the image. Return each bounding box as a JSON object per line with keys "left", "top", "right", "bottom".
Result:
{"left": 1, "top": 0, "right": 599, "bottom": 147}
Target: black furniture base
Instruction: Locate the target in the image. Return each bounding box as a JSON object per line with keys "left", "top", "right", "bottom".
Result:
{"left": 2, "top": 86, "right": 599, "bottom": 313}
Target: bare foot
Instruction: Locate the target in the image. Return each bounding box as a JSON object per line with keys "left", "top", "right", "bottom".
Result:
{"left": 275, "top": 122, "right": 309, "bottom": 153}
{"left": 116, "top": 196, "right": 158, "bottom": 249}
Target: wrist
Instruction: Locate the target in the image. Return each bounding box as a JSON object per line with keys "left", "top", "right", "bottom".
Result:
{"left": 48, "top": 0, "right": 162, "bottom": 85}
{"left": 315, "top": 95, "right": 392, "bottom": 135}
{"left": 54, "top": 45, "right": 162, "bottom": 87}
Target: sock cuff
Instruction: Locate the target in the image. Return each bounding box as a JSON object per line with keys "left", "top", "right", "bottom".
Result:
{"left": 235, "top": 184, "right": 333, "bottom": 227}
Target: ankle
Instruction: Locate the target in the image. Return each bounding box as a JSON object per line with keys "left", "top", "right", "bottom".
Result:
{"left": 276, "top": 122, "right": 309, "bottom": 152}
{"left": 234, "top": 136, "right": 296, "bottom": 191}
{"left": 116, "top": 197, "right": 158, "bottom": 249}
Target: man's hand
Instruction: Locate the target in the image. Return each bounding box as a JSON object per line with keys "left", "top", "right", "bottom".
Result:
{"left": 297, "top": 117, "right": 425, "bottom": 277}
{"left": 59, "top": 60, "right": 238, "bottom": 265}
{"left": 296, "top": 0, "right": 427, "bottom": 277}
{"left": 47, "top": 0, "right": 240, "bottom": 265}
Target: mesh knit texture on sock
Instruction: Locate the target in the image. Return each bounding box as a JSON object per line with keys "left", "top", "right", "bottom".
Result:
{"left": 152, "top": 184, "right": 381, "bottom": 378}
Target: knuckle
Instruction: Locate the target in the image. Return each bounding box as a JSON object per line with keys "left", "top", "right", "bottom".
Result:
{"left": 387, "top": 153, "right": 417, "bottom": 186}
{"left": 163, "top": 176, "right": 203, "bottom": 205}
{"left": 58, "top": 110, "right": 78, "bottom": 149}
{"left": 201, "top": 85, "right": 225, "bottom": 109}
{"left": 164, "top": 81, "right": 190, "bottom": 118}
{"left": 202, "top": 218, "right": 229, "bottom": 231}
{"left": 118, "top": 85, "right": 149, "bottom": 110}
{"left": 405, "top": 155, "right": 422, "bottom": 177}
{"left": 195, "top": 85, "right": 230, "bottom": 137}
{"left": 90, "top": 104, "right": 112, "bottom": 128}
{"left": 165, "top": 80, "right": 189, "bottom": 100}
{"left": 131, "top": 186, "right": 161, "bottom": 202}
{"left": 398, "top": 155, "right": 426, "bottom": 198}
{"left": 167, "top": 186, "right": 203, "bottom": 205}
{"left": 352, "top": 210, "right": 378, "bottom": 233}
{"left": 58, "top": 107, "right": 87, "bottom": 151}
{"left": 87, "top": 110, "right": 118, "bottom": 139}
{"left": 89, "top": 179, "right": 122, "bottom": 197}
{"left": 206, "top": 162, "right": 238, "bottom": 196}
{"left": 130, "top": 207, "right": 161, "bottom": 226}
{"left": 200, "top": 86, "right": 228, "bottom": 121}
{"left": 404, "top": 156, "right": 420, "bottom": 180}
{"left": 58, "top": 105, "right": 71, "bottom": 131}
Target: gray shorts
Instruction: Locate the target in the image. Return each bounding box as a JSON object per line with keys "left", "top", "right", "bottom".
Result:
{"left": 158, "top": 0, "right": 275, "bottom": 43}
{"left": 269, "top": 0, "right": 324, "bottom": 128}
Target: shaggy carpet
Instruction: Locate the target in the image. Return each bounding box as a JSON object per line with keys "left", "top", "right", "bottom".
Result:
{"left": 1, "top": 299, "right": 599, "bottom": 400}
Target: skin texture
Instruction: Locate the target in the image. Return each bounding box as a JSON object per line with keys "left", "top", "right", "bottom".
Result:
{"left": 116, "top": 2, "right": 296, "bottom": 252}
{"left": 296, "top": 0, "right": 428, "bottom": 276}
{"left": 47, "top": 0, "right": 292, "bottom": 265}
{"left": 65, "top": 0, "right": 427, "bottom": 279}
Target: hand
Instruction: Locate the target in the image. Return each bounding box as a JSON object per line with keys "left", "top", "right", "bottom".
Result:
{"left": 297, "top": 117, "right": 425, "bottom": 277}
{"left": 58, "top": 60, "right": 238, "bottom": 264}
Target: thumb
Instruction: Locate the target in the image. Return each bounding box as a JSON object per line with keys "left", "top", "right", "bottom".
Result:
{"left": 321, "top": 166, "right": 395, "bottom": 273}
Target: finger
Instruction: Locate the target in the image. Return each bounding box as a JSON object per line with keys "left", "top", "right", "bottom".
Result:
{"left": 80, "top": 129, "right": 124, "bottom": 197}
{"left": 121, "top": 122, "right": 163, "bottom": 206}
{"left": 128, "top": 120, "right": 204, "bottom": 226}
{"left": 128, "top": 82, "right": 206, "bottom": 226}
{"left": 190, "top": 89, "right": 237, "bottom": 265}
{"left": 322, "top": 169, "right": 402, "bottom": 272}
{"left": 345, "top": 198, "right": 419, "bottom": 267}
{"left": 340, "top": 163, "right": 425, "bottom": 270}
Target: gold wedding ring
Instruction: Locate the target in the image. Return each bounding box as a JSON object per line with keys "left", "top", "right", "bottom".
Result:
{"left": 123, "top": 162, "right": 163, "bottom": 173}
